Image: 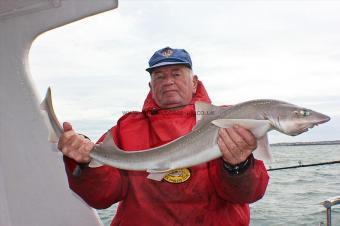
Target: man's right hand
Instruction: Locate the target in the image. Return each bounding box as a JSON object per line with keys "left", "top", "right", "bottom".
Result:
{"left": 58, "top": 122, "right": 94, "bottom": 163}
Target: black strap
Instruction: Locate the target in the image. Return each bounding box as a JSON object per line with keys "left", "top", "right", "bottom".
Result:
{"left": 223, "top": 157, "right": 252, "bottom": 176}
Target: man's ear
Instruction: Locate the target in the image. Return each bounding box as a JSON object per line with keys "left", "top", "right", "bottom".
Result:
{"left": 148, "top": 82, "right": 151, "bottom": 90}
{"left": 192, "top": 75, "right": 198, "bottom": 93}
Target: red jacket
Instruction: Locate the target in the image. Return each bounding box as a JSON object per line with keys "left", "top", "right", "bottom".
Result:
{"left": 64, "top": 81, "right": 269, "bottom": 226}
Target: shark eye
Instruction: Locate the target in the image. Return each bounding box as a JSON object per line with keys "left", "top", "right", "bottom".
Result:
{"left": 300, "top": 110, "right": 310, "bottom": 117}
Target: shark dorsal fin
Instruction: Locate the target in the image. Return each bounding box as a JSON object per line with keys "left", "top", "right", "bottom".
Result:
{"left": 195, "top": 101, "right": 213, "bottom": 122}
{"left": 193, "top": 101, "right": 227, "bottom": 130}
{"left": 88, "top": 130, "right": 115, "bottom": 168}
{"left": 101, "top": 130, "right": 115, "bottom": 147}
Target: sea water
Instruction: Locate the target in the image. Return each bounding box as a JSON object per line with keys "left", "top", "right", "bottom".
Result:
{"left": 251, "top": 144, "right": 340, "bottom": 226}
{"left": 97, "top": 144, "right": 340, "bottom": 226}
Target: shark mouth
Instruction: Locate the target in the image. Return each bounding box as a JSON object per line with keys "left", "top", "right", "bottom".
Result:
{"left": 298, "top": 117, "right": 331, "bottom": 135}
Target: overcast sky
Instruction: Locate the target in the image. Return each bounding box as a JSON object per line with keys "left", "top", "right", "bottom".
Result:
{"left": 29, "top": 0, "right": 340, "bottom": 143}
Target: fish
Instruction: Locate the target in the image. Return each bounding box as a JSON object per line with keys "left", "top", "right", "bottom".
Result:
{"left": 40, "top": 88, "right": 64, "bottom": 143}
{"left": 41, "top": 87, "right": 330, "bottom": 180}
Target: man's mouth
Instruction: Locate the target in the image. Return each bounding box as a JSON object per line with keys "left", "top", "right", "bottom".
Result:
{"left": 163, "top": 90, "right": 178, "bottom": 94}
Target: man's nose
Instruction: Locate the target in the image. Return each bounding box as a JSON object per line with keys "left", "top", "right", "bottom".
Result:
{"left": 164, "top": 75, "right": 174, "bottom": 85}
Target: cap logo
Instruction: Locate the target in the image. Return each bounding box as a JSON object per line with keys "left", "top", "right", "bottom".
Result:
{"left": 161, "top": 48, "right": 173, "bottom": 57}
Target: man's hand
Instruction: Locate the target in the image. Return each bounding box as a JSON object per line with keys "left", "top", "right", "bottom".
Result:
{"left": 217, "top": 125, "right": 257, "bottom": 165}
{"left": 58, "top": 122, "right": 94, "bottom": 163}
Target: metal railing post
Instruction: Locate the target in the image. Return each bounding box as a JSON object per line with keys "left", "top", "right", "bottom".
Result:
{"left": 321, "top": 196, "right": 340, "bottom": 226}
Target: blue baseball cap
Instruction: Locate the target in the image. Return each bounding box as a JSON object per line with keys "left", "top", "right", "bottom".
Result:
{"left": 146, "top": 47, "right": 192, "bottom": 73}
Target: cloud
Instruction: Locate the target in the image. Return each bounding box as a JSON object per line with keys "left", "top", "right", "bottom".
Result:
{"left": 29, "top": 0, "right": 340, "bottom": 142}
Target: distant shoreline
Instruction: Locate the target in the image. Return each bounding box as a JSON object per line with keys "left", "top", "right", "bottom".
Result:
{"left": 271, "top": 140, "right": 340, "bottom": 146}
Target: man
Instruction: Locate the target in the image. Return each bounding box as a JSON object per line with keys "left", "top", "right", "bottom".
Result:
{"left": 59, "top": 47, "right": 269, "bottom": 226}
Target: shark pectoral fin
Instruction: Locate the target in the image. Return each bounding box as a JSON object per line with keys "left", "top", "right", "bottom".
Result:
{"left": 88, "top": 159, "right": 103, "bottom": 168}
{"left": 211, "top": 119, "right": 272, "bottom": 139}
{"left": 253, "top": 135, "right": 273, "bottom": 162}
{"left": 212, "top": 119, "right": 273, "bottom": 161}
{"left": 147, "top": 168, "right": 171, "bottom": 181}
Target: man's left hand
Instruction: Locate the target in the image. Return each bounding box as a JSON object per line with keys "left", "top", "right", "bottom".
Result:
{"left": 217, "top": 125, "right": 257, "bottom": 165}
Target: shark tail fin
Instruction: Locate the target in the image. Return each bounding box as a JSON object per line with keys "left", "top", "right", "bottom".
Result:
{"left": 40, "top": 87, "right": 63, "bottom": 143}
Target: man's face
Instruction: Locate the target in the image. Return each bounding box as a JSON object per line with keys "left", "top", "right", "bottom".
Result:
{"left": 149, "top": 65, "right": 198, "bottom": 109}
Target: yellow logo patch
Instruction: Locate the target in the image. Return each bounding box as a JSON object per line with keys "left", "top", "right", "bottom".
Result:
{"left": 164, "top": 168, "right": 191, "bottom": 183}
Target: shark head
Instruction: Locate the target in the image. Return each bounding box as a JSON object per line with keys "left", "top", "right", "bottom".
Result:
{"left": 265, "top": 102, "right": 330, "bottom": 136}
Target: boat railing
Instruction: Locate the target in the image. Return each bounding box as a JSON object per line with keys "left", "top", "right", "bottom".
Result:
{"left": 320, "top": 196, "right": 340, "bottom": 226}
